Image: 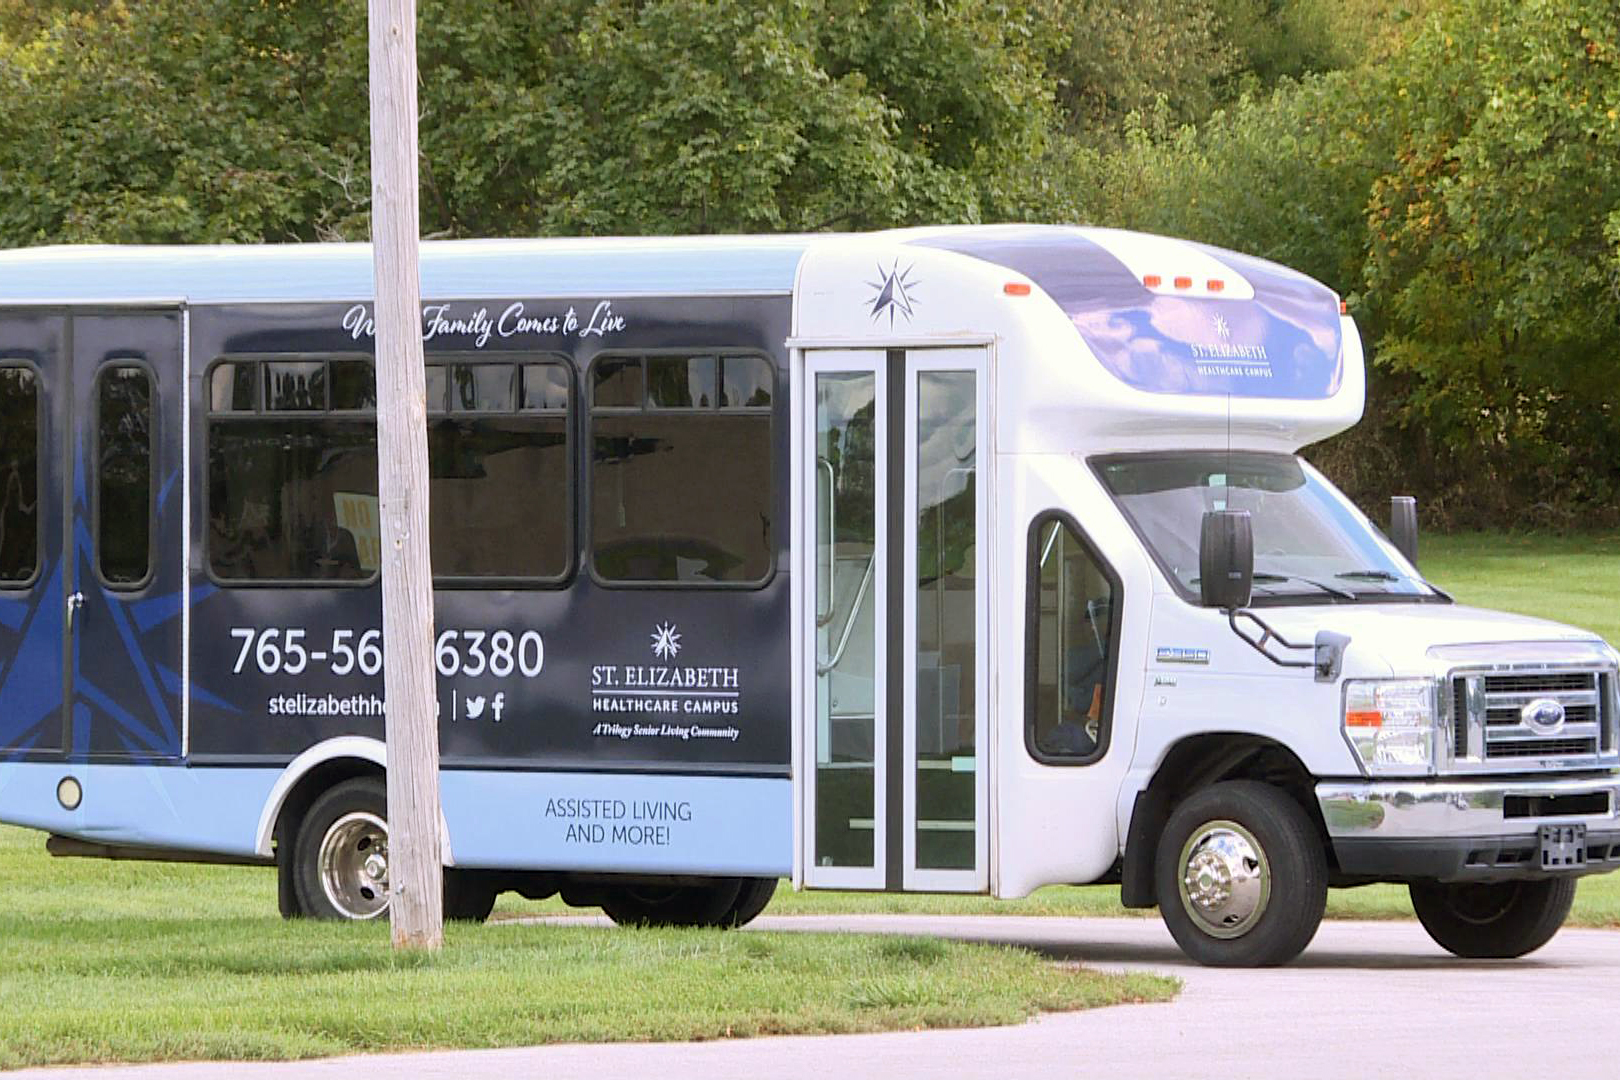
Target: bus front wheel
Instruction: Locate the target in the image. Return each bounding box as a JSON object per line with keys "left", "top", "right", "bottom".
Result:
{"left": 1155, "top": 780, "right": 1327, "bottom": 967}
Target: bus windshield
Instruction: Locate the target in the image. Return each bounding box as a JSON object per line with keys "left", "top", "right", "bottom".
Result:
{"left": 1094, "top": 451, "right": 1440, "bottom": 604}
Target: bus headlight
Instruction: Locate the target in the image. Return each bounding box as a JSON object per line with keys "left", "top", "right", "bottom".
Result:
{"left": 1343, "top": 678, "right": 1437, "bottom": 775}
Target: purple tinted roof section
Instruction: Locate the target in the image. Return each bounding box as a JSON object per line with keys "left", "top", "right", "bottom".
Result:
{"left": 909, "top": 226, "right": 1343, "bottom": 400}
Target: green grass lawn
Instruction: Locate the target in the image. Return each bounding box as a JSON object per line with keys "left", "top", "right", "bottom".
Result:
{"left": 1422, "top": 530, "right": 1620, "bottom": 644}
{"left": 494, "top": 530, "right": 1620, "bottom": 928}
{"left": 0, "top": 826, "right": 1174, "bottom": 1070}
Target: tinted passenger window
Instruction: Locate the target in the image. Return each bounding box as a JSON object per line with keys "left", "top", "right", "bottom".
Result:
{"left": 207, "top": 356, "right": 572, "bottom": 584}
{"left": 209, "top": 358, "right": 378, "bottom": 583}
{"left": 1027, "top": 517, "right": 1116, "bottom": 762}
{"left": 97, "top": 364, "right": 154, "bottom": 586}
{"left": 0, "top": 367, "right": 39, "bottom": 584}
{"left": 429, "top": 359, "right": 570, "bottom": 580}
{"left": 590, "top": 355, "right": 773, "bottom": 584}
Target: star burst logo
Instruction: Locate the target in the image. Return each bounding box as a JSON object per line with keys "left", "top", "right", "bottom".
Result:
{"left": 1212, "top": 314, "right": 1232, "bottom": 341}
{"left": 650, "top": 622, "right": 682, "bottom": 661}
{"left": 866, "top": 260, "right": 919, "bottom": 326}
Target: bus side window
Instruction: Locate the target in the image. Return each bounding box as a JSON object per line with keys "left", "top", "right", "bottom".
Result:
{"left": 97, "top": 363, "right": 154, "bottom": 588}
{"left": 1026, "top": 514, "right": 1120, "bottom": 764}
{"left": 426, "top": 357, "right": 571, "bottom": 582}
{"left": 207, "top": 356, "right": 378, "bottom": 584}
{"left": 0, "top": 365, "right": 40, "bottom": 586}
{"left": 589, "top": 354, "right": 773, "bottom": 586}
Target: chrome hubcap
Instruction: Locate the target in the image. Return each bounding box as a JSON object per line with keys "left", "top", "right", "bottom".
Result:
{"left": 318, "top": 811, "right": 390, "bottom": 920}
{"left": 1178, "top": 820, "right": 1270, "bottom": 939}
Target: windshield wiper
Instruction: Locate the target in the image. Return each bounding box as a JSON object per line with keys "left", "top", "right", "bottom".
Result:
{"left": 1333, "top": 567, "right": 1453, "bottom": 601}
{"left": 1251, "top": 572, "right": 1357, "bottom": 601}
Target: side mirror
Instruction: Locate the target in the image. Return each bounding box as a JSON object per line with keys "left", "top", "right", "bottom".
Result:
{"left": 1390, "top": 496, "right": 1418, "bottom": 568}
{"left": 1200, "top": 509, "right": 1254, "bottom": 610}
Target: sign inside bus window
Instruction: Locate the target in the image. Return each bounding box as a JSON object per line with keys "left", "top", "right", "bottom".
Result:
{"left": 340, "top": 299, "right": 628, "bottom": 349}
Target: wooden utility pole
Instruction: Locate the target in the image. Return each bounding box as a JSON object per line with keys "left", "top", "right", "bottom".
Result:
{"left": 368, "top": 0, "right": 443, "bottom": 949}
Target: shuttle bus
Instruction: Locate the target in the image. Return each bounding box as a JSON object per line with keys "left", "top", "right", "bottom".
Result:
{"left": 1, "top": 225, "right": 1616, "bottom": 966}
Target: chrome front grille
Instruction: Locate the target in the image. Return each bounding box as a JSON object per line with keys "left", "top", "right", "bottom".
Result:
{"left": 1445, "top": 666, "right": 1619, "bottom": 773}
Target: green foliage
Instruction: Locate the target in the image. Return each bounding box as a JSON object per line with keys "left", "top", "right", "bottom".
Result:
{"left": 1213, "top": 0, "right": 1347, "bottom": 89}
{"left": 1040, "top": 0, "right": 1236, "bottom": 137}
{"left": 1357, "top": 0, "right": 1620, "bottom": 526}
{"left": 0, "top": 0, "right": 1062, "bottom": 243}
{"left": 0, "top": 2, "right": 371, "bottom": 244}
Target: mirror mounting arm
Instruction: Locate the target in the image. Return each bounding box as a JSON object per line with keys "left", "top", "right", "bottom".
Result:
{"left": 1227, "top": 610, "right": 1349, "bottom": 683}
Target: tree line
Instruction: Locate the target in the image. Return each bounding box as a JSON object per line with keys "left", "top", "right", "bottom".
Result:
{"left": 3, "top": 0, "right": 1616, "bottom": 526}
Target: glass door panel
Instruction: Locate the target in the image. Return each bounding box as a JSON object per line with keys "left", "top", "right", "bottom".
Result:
{"left": 806, "top": 355, "right": 885, "bottom": 888}
{"left": 903, "top": 352, "right": 987, "bottom": 890}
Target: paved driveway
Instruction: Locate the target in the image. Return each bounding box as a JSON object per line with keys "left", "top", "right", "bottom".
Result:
{"left": 17, "top": 915, "right": 1619, "bottom": 1080}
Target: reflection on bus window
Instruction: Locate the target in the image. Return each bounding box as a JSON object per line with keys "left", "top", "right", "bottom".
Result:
{"left": 0, "top": 367, "right": 39, "bottom": 584}
{"left": 590, "top": 354, "right": 773, "bottom": 585}
{"left": 1028, "top": 517, "right": 1114, "bottom": 761}
{"left": 206, "top": 355, "right": 572, "bottom": 584}
{"left": 915, "top": 370, "right": 977, "bottom": 869}
{"left": 430, "top": 360, "right": 569, "bottom": 579}
{"left": 97, "top": 364, "right": 153, "bottom": 586}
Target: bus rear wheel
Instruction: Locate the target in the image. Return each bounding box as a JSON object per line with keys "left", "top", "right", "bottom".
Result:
{"left": 722, "top": 877, "right": 778, "bottom": 928}
{"left": 290, "top": 776, "right": 496, "bottom": 923}
{"left": 1155, "top": 780, "right": 1327, "bottom": 967}
{"left": 600, "top": 879, "right": 745, "bottom": 928}
{"left": 1409, "top": 878, "right": 1575, "bottom": 959}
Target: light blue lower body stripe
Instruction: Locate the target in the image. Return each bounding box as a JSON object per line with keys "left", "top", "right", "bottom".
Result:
{"left": 0, "top": 762, "right": 280, "bottom": 857}
{"left": 439, "top": 771, "right": 792, "bottom": 876}
{"left": 0, "top": 762, "right": 793, "bottom": 876}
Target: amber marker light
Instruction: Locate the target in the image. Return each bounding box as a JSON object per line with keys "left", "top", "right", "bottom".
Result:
{"left": 1344, "top": 711, "right": 1383, "bottom": 728}
{"left": 1142, "top": 274, "right": 1162, "bottom": 287}
{"left": 1173, "top": 276, "right": 1193, "bottom": 290}
{"left": 1207, "top": 279, "right": 1225, "bottom": 292}
{"left": 1003, "top": 282, "right": 1031, "bottom": 296}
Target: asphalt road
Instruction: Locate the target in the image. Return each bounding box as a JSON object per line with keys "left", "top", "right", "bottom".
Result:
{"left": 18, "top": 914, "right": 1620, "bottom": 1080}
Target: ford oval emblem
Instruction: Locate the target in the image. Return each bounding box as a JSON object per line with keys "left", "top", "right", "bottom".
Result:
{"left": 1521, "top": 697, "right": 1567, "bottom": 735}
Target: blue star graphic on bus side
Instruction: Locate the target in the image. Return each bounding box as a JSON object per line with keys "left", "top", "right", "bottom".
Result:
{"left": 866, "top": 261, "right": 919, "bottom": 326}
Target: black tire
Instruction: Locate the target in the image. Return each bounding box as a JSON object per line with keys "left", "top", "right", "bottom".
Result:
{"left": 292, "top": 775, "right": 494, "bottom": 923}
{"left": 294, "top": 777, "right": 392, "bottom": 920}
{"left": 600, "top": 878, "right": 745, "bottom": 928}
{"left": 444, "top": 869, "right": 500, "bottom": 923}
{"left": 1409, "top": 878, "right": 1576, "bottom": 959}
{"left": 1155, "top": 780, "right": 1327, "bottom": 967}
{"left": 720, "top": 877, "right": 778, "bottom": 928}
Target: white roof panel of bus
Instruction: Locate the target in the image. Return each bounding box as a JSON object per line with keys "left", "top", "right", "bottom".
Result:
{"left": 0, "top": 235, "right": 816, "bottom": 305}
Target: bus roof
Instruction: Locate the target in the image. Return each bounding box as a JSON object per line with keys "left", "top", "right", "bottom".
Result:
{"left": 0, "top": 234, "right": 818, "bottom": 305}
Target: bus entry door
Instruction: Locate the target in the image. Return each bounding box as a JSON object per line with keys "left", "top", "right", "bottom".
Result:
{"left": 64, "top": 312, "right": 185, "bottom": 761}
{"left": 801, "top": 348, "right": 989, "bottom": 892}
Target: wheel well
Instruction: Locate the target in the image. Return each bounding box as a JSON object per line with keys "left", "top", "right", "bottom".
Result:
{"left": 271, "top": 758, "right": 384, "bottom": 918}
{"left": 1120, "top": 734, "right": 1329, "bottom": 909}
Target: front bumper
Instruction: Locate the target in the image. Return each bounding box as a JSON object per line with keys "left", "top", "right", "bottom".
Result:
{"left": 1316, "top": 774, "right": 1620, "bottom": 883}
